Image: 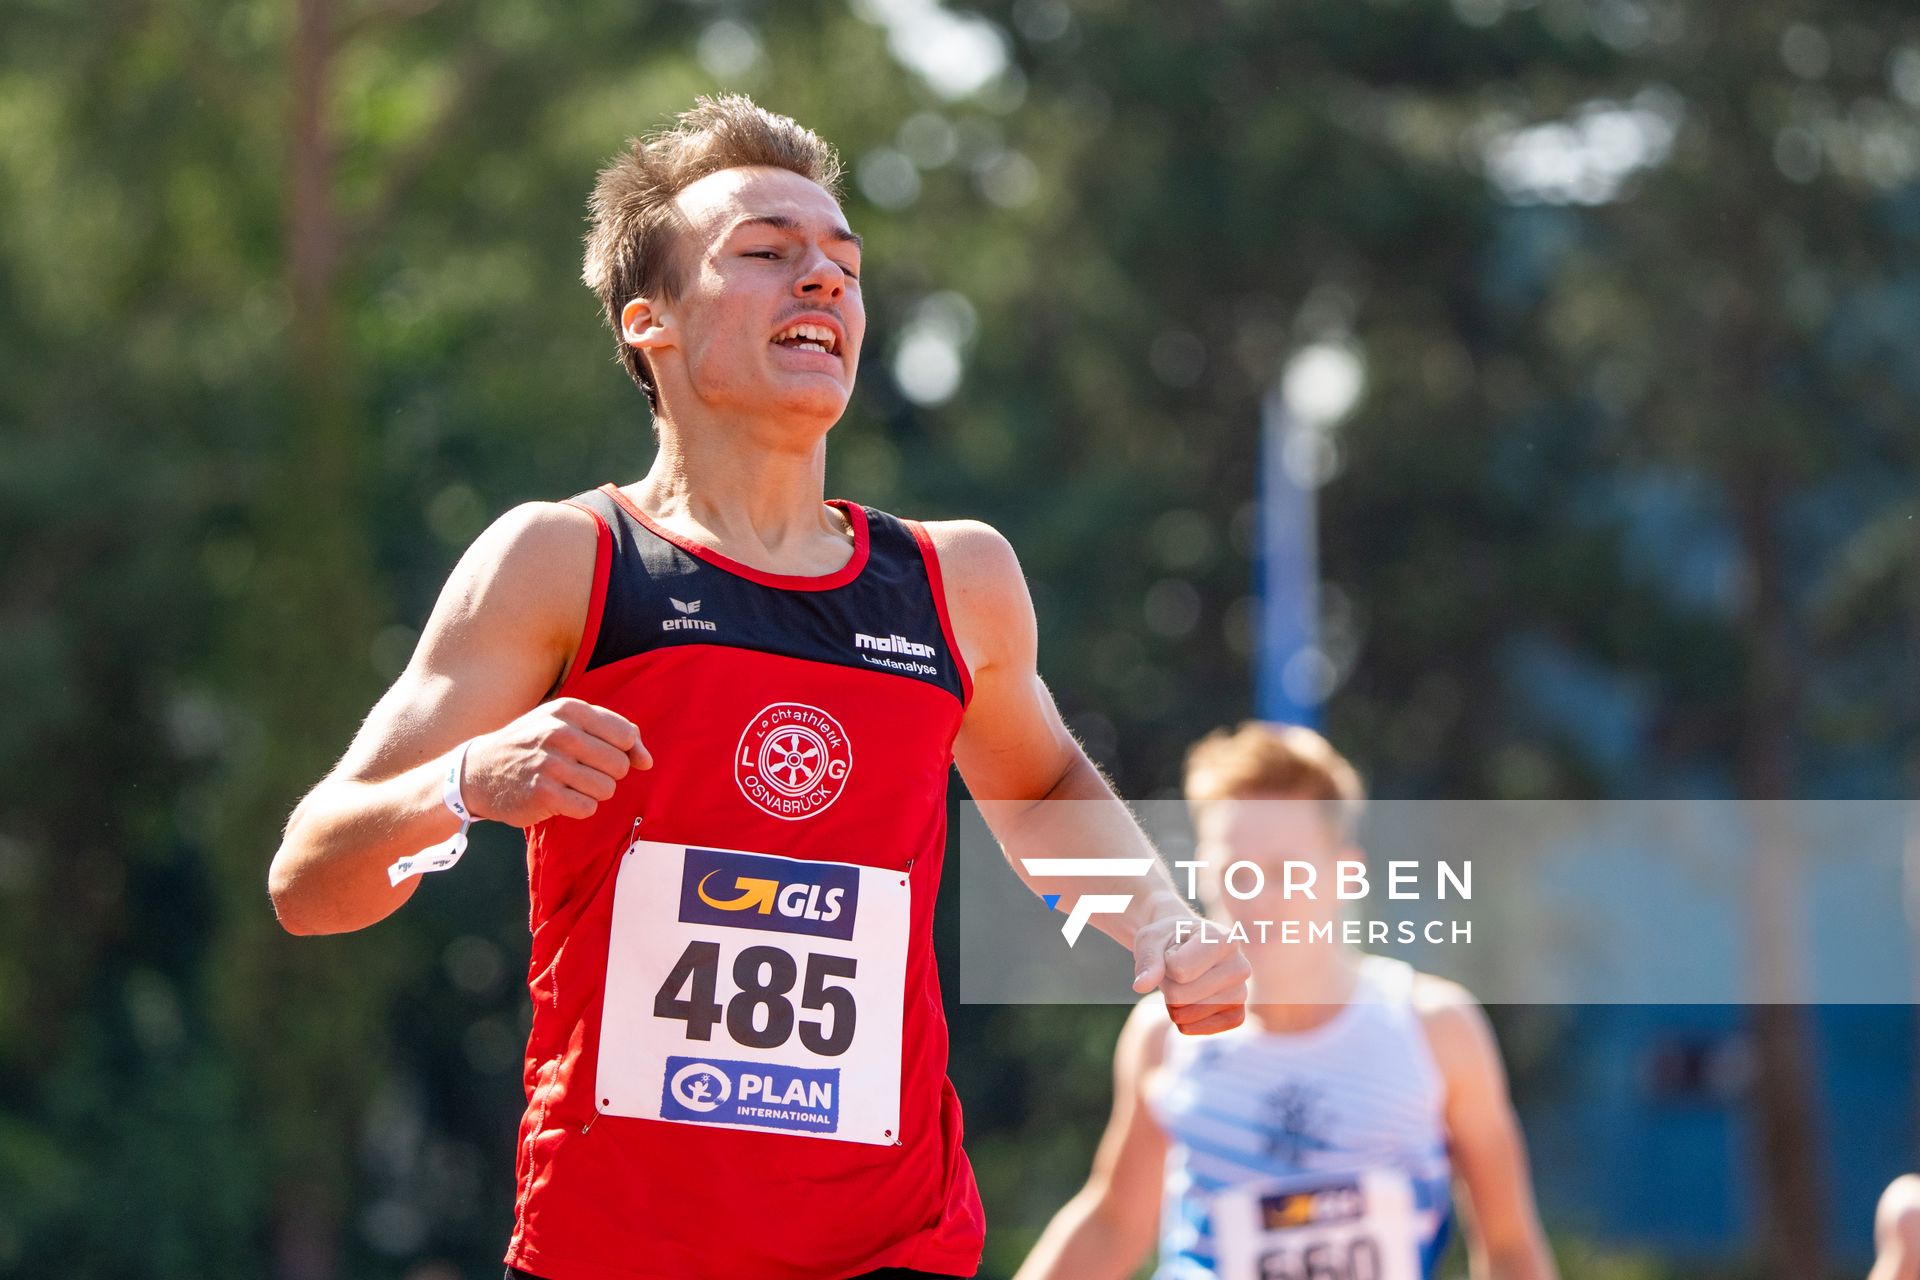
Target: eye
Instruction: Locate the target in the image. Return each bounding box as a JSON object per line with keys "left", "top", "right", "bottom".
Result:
{"left": 743, "top": 250, "right": 780, "bottom": 260}
{"left": 838, "top": 264, "right": 860, "bottom": 281}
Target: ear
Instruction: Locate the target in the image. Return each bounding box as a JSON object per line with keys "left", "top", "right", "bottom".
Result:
{"left": 620, "top": 296, "right": 673, "bottom": 354}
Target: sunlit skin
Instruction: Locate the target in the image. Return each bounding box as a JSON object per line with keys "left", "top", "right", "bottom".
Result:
{"left": 605, "top": 165, "right": 869, "bottom": 573}
{"left": 627, "top": 167, "right": 864, "bottom": 416}
{"left": 1872, "top": 1175, "right": 1920, "bottom": 1280}
{"left": 1191, "top": 796, "right": 1365, "bottom": 1026}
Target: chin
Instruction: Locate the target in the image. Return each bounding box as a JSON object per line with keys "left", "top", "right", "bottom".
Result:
{"left": 770, "top": 382, "right": 852, "bottom": 425}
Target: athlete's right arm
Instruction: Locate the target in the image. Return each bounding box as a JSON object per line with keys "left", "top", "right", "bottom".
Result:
{"left": 1013, "top": 997, "right": 1171, "bottom": 1280}
{"left": 268, "top": 502, "right": 651, "bottom": 936}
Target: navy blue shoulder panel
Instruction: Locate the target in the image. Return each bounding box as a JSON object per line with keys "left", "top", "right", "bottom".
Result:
{"left": 568, "top": 488, "right": 964, "bottom": 705}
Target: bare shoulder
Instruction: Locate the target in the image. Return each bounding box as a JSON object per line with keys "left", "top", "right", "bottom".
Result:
{"left": 469, "top": 499, "right": 600, "bottom": 579}
{"left": 327, "top": 500, "right": 602, "bottom": 783}
{"left": 414, "top": 499, "right": 602, "bottom": 676}
{"left": 917, "top": 518, "right": 1022, "bottom": 590}
{"left": 1411, "top": 970, "right": 1480, "bottom": 1016}
{"left": 1410, "top": 972, "right": 1500, "bottom": 1078}
{"left": 442, "top": 500, "right": 599, "bottom": 610}
{"left": 915, "top": 519, "right": 1032, "bottom": 672}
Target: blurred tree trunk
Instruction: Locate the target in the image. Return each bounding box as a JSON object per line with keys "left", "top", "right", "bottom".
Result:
{"left": 278, "top": 4, "right": 376, "bottom": 1278}
{"left": 212, "top": 1, "right": 396, "bottom": 1276}
{"left": 1731, "top": 462, "right": 1827, "bottom": 1279}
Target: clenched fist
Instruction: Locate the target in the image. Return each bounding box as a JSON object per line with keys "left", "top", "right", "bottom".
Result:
{"left": 464, "top": 698, "right": 652, "bottom": 826}
{"left": 1130, "top": 913, "right": 1251, "bottom": 1036}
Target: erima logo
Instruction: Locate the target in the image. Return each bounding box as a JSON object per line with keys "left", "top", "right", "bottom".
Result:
{"left": 664, "top": 598, "right": 716, "bottom": 632}
{"left": 854, "top": 632, "right": 935, "bottom": 658}
{"left": 1020, "top": 858, "right": 1158, "bottom": 945}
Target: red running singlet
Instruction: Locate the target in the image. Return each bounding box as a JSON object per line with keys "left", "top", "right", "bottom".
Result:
{"left": 502, "top": 484, "right": 985, "bottom": 1280}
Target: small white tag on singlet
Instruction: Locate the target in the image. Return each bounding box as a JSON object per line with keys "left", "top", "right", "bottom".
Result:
{"left": 594, "top": 840, "right": 910, "bottom": 1146}
{"left": 1210, "top": 1168, "right": 1422, "bottom": 1280}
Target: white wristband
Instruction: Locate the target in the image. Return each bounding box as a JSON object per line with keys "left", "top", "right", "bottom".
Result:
{"left": 388, "top": 740, "right": 475, "bottom": 886}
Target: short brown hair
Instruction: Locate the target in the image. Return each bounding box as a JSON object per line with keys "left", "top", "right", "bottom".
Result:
{"left": 1183, "top": 721, "right": 1366, "bottom": 835}
{"left": 582, "top": 94, "right": 845, "bottom": 408}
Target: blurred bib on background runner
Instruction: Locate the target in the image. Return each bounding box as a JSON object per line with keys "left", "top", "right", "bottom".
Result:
{"left": 595, "top": 840, "right": 909, "bottom": 1146}
{"left": 1211, "top": 1169, "right": 1421, "bottom": 1280}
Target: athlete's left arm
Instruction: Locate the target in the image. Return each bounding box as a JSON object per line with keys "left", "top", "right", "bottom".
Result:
{"left": 1416, "top": 976, "right": 1560, "bottom": 1280}
{"left": 923, "top": 519, "right": 1249, "bottom": 1035}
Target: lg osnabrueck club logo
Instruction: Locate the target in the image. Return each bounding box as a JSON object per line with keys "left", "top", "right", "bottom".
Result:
{"left": 1019, "top": 858, "right": 1156, "bottom": 945}
{"left": 736, "top": 702, "right": 852, "bottom": 821}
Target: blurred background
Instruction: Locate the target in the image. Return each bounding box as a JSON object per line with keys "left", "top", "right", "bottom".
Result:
{"left": 4, "top": 0, "right": 1920, "bottom": 1275}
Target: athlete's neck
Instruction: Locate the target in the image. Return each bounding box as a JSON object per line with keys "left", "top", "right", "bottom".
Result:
{"left": 1243, "top": 942, "right": 1362, "bottom": 1033}
{"left": 627, "top": 414, "right": 853, "bottom": 576}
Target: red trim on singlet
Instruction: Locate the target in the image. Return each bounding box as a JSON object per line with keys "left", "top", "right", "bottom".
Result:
{"left": 598, "top": 483, "right": 870, "bottom": 592}
{"left": 553, "top": 500, "right": 614, "bottom": 698}
{"left": 905, "top": 519, "right": 973, "bottom": 707}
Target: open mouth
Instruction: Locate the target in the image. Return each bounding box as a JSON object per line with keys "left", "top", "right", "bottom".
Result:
{"left": 771, "top": 322, "right": 840, "bottom": 357}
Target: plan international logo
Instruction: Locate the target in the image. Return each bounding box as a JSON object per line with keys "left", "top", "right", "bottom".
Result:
{"left": 660, "top": 1054, "right": 841, "bottom": 1134}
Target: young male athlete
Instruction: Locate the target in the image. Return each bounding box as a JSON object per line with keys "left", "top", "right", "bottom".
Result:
{"left": 1016, "top": 723, "right": 1557, "bottom": 1280}
{"left": 265, "top": 96, "right": 1249, "bottom": 1280}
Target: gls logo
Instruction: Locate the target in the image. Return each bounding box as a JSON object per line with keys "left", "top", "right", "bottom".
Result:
{"left": 678, "top": 846, "right": 861, "bottom": 941}
{"left": 664, "top": 598, "right": 717, "bottom": 632}
{"left": 696, "top": 867, "right": 848, "bottom": 925}
{"left": 1019, "top": 858, "right": 1157, "bottom": 945}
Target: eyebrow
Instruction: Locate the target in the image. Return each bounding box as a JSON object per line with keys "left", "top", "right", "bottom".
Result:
{"left": 728, "top": 213, "right": 863, "bottom": 252}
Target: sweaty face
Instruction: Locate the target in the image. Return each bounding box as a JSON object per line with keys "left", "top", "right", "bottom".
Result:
{"left": 1193, "top": 796, "right": 1355, "bottom": 933}
{"left": 639, "top": 166, "right": 865, "bottom": 426}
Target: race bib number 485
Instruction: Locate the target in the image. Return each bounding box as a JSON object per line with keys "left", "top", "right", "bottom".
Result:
{"left": 595, "top": 841, "right": 909, "bottom": 1146}
{"left": 1211, "top": 1169, "right": 1422, "bottom": 1280}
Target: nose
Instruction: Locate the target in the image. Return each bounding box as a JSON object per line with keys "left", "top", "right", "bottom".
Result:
{"left": 794, "top": 248, "right": 846, "bottom": 300}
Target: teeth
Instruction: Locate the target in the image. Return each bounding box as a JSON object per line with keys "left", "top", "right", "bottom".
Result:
{"left": 774, "top": 323, "right": 837, "bottom": 354}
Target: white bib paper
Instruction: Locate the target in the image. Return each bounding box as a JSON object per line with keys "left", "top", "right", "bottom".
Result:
{"left": 1211, "top": 1168, "right": 1422, "bottom": 1280}
{"left": 595, "top": 839, "right": 910, "bottom": 1146}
